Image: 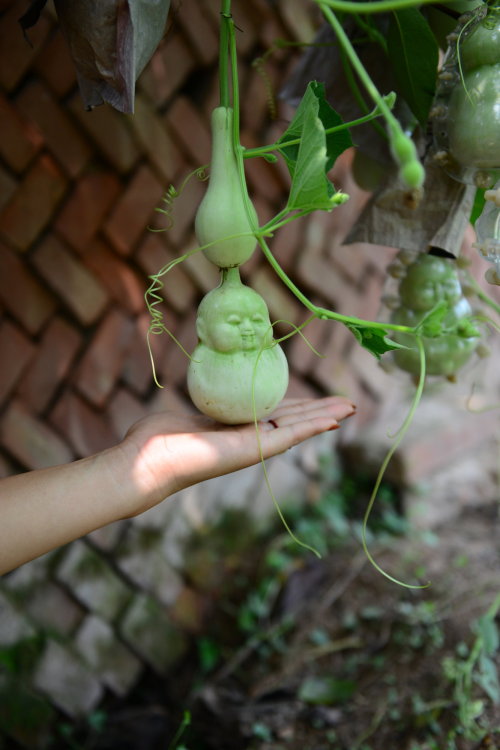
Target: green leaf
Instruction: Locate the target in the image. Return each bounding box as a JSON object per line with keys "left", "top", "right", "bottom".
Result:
{"left": 286, "top": 104, "right": 336, "bottom": 212}
{"left": 279, "top": 82, "right": 352, "bottom": 172}
{"left": 299, "top": 676, "right": 356, "bottom": 705}
{"left": 387, "top": 9, "right": 439, "bottom": 126}
{"left": 470, "top": 188, "right": 486, "bottom": 225}
{"left": 278, "top": 82, "right": 352, "bottom": 213}
{"left": 346, "top": 323, "right": 408, "bottom": 359}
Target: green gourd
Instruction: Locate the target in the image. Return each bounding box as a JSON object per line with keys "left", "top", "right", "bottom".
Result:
{"left": 447, "top": 64, "right": 500, "bottom": 169}
{"left": 187, "top": 268, "right": 289, "bottom": 424}
{"left": 195, "top": 107, "right": 258, "bottom": 269}
{"left": 390, "top": 254, "right": 479, "bottom": 376}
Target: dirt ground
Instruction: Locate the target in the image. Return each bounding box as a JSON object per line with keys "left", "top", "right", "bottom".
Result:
{"left": 56, "top": 493, "right": 500, "bottom": 750}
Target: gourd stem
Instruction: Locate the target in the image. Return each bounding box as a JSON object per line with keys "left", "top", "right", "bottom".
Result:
{"left": 219, "top": 0, "right": 232, "bottom": 107}
{"left": 317, "top": 0, "right": 440, "bottom": 13}
{"left": 257, "top": 235, "right": 416, "bottom": 334}
{"left": 319, "top": 3, "right": 399, "bottom": 138}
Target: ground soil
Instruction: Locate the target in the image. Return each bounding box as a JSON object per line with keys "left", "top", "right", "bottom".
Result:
{"left": 58, "top": 498, "right": 500, "bottom": 750}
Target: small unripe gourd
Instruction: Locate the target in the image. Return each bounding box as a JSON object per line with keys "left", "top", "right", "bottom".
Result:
{"left": 195, "top": 107, "right": 258, "bottom": 269}
{"left": 187, "top": 268, "right": 289, "bottom": 423}
{"left": 447, "top": 64, "right": 500, "bottom": 169}
{"left": 390, "top": 254, "right": 479, "bottom": 376}
{"left": 431, "top": 6, "right": 500, "bottom": 185}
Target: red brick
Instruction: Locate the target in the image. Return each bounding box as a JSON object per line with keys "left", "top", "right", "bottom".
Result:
{"left": 167, "top": 97, "right": 211, "bottom": 167}
{"left": 348, "top": 342, "right": 393, "bottom": 401}
{"left": 76, "top": 309, "right": 135, "bottom": 407}
{"left": 121, "top": 314, "right": 161, "bottom": 396}
{"left": 240, "top": 62, "right": 282, "bottom": 133}
{"left": 32, "top": 234, "right": 109, "bottom": 325}
{"left": 251, "top": 265, "right": 301, "bottom": 333}
{"left": 288, "top": 312, "right": 330, "bottom": 377}
{"left": 181, "top": 234, "right": 220, "bottom": 294}
{"left": 176, "top": 0, "right": 219, "bottom": 65}
{"left": 241, "top": 131, "right": 288, "bottom": 201}
{"left": 128, "top": 94, "right": 183, "bottom": 184}
{"left": 0, "top": 242, "right": 56, "bottom": 334}
{"left": 296, "top": 250, "right": 349, "bottom": 309}
{"left": 158, "top": 310, "right": 197, "bottom": 387}
{"left": 0, "top": 319, "right": 36, "bottom": 406}
{"left": 68, "top": 93, "right": 140, "bottom": 174}
{"left": 0, "top": 399, "right": 74, "bottom": 470}
{"left": 285, "top": 372, "right": 319, "bottom": 400}
{"left": 82, "top": 238, "right": 146, "bottom": 315}
{"left": 148, "top": 381, "right": 195, "bottom": 416}
{"left": 161, "top": 171, "right": 206, "bottom": 246}
{"left": 277, "top": 0, "right": 318, "bottom": 42}
{"left": 0, "top": 91, "right": 44, "bottom": 172}
{"left": 267, "top": 214, "right": 305, "bottom": 273}
{"left": 312, "top": 322, "right": 358, "bottom": 394}
{"left": 18, "top": 317, "right": 82, "bottom": 413}
{"left": 0, "top": 4, "right": 52, "bottom": 91}
{"left": 104, "top": 164, "right": 164, "bottom": 256}
{"left": 50, "top": 391, "right": 118, "bottom": 457}
{"left": 16, "top": 80, "right": 92, "bottom": 177}
{"left": 0, "top": 155, "right": 67, "bottom": 251}
{"left": 138, "top": 32, "right": 195, "bottom": 105}
{"left": 0, "top": 165, "right": 17, "bottom": 213}
{"left": 55, "top": 172, "right": 122, "bottom": 252}
{"left": 106, "top": 388, "right": 147, "bottom": 440}
{"left": 34, "top": 28, "right": 77, "bottom": 97}
{"left": 135, "top": 232, "right": 197, "bottom": 315}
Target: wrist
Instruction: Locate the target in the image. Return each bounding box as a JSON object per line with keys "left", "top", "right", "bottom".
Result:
{"left": 115, "top": 431, "right": 176, "bottom": 518}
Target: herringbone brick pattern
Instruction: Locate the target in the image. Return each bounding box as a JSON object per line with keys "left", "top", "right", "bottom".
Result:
{"left": 0, "top": 0, "right": 389, "bottom": 476}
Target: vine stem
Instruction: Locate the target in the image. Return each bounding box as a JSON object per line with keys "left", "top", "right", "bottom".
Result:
{"left": 318, "top": 3, "right": 397, "bottom": 132}
{"left": 361, "top": 336, "right": 430, "bottom": 589}
{"left": 257, "top": 234, "right": 416, "bottom": 334}
{"left": 317, "top": 0, "right": 447, "bottom": 12}
{"left": 219, "top": 0, "right": 232, "bottom": 107}
{"left": 243, "top": 96, "right": 395, "bottom": 159}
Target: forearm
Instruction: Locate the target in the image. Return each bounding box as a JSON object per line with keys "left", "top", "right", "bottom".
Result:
{"left": 0, "top": 445, "right": 143, "bottom": 575}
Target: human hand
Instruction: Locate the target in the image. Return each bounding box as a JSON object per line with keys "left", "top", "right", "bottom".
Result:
{"left": 121, "top": 396, "right": 356, "bottom": 515}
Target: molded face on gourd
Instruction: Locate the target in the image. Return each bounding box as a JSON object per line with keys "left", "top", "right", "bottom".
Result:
{"left": 390, "top": 254, "right": 479, "bottom": 376}
{"left": 431, "top": 7, "right": 500, "bottom": 186}
{"left": 187, "top": 273, "right": 289, "bottom": 424}
{"left": 196, "top": 284, "right": 273, "bottom": 353}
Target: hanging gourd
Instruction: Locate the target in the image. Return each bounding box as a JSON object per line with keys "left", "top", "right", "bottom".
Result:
{"left": 431, "top": 4, "right": 500, "bottom": 188}
{"left": 187, "top": 105, "right": 289, "bottom": 423}
{"left": 387, "top": 253, "right": 480, "bottom": 377}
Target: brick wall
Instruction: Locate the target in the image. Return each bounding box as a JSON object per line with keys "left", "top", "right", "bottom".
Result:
{"left": 0, "top": 0, "right": 499, "bottom": 736}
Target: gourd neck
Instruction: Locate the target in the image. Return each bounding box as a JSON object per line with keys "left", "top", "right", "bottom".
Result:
{"left": 209, "top": 106, "right": 238, "bottom": 182}
{"left": 221, "top": 266, "right": 241, "bottom": 286}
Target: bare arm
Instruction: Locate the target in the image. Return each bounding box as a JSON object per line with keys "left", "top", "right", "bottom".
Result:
{"left": 0, "top": 396, "right": 355, "bottom": 574}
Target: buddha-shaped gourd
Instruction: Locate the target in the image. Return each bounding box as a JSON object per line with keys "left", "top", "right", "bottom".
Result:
{"left": 431, "top": 5, "right": 500, "bottom": 187}
{"left": 389, "top": 254, "right": 479, "bottom": 376}
{"left": 187, "top": 268, "right": 289, "bottom": 423}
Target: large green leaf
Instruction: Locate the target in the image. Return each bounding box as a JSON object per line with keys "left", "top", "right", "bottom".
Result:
{"left": 278, "top": 82, "right": 352, "bottom": 176}
{"left": 387, "top": 8, "right": 438, "bottom": 126}
{"left": 278, "top": 82, "right": 352, "bottom": 214}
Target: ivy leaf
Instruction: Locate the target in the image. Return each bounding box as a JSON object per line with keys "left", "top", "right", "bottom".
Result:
{"left": 346, "top": 323, "right": 408, "bottom": 360}
{"left": 278, "top": 81, "right": 352, "bottom": 213}
{"left": 387, "top": 8, "right": 438, "bottom": 126}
